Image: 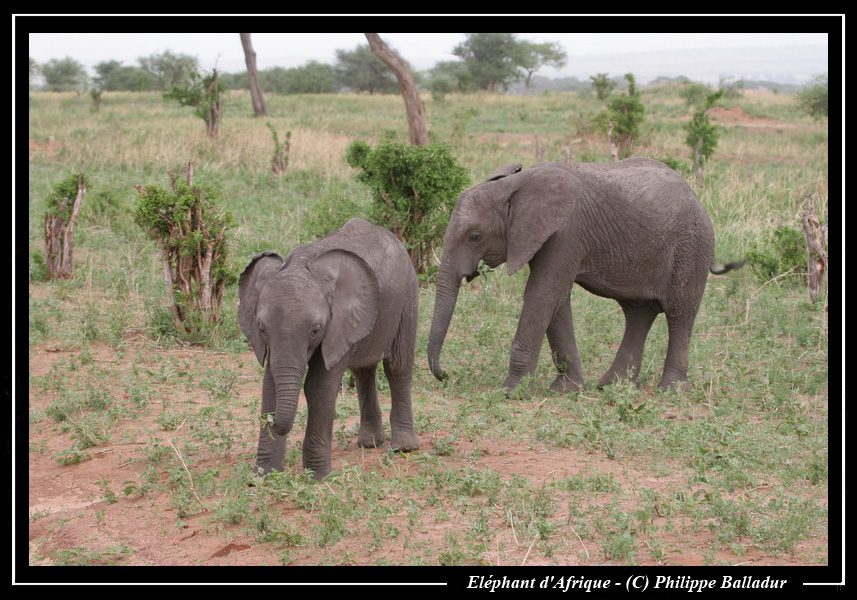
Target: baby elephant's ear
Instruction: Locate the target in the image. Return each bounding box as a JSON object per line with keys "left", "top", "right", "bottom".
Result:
{"left": 309, "top": 249, "right": 380, "bottom": 370}
{"left": 238, "top": 251, "right": 283, "bottom": 365}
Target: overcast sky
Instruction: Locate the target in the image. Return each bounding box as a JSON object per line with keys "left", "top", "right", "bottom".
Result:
{"left": 25, "top": 30, "right": 831, "bottom": 85}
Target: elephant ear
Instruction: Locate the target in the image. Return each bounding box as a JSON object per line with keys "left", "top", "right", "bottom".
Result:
{"left": 309, "top": 249, "right": 381, "bottom": 370}
{"left": 238, "top": 251, "right": 284, "bottom": 365}
{"left": 486, "top": 163, "right": 522, "bottom": 181}
{"left": 505, "top": 168, "right": 577, "bottom": 275}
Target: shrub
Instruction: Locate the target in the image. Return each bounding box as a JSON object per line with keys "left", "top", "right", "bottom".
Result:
{"left": 746, "top": 225, "right": 806, "bottom": 283}
{"left": 344, "top": 139, "right": 470, "bottom": 277}
{"left": 133, "top": 164, "right": 235, "bottom": 340}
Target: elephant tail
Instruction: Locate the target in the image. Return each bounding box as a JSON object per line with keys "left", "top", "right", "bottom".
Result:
{"left": 709, "top": 260, "right": 746, "bottom": 275}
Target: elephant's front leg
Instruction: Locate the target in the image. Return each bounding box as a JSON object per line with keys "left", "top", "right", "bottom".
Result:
{"left": 503, "top": 274, "right": 567, "bottom": 393}
{"left": 302, "top": 354, "right": 347, "bottom": 480}
{"left": 352, "top": 366, "right": 385, "bottom": 448}
{"left": 546, "top": 291, "right": 584, "bottom": 393}
{"left": 255, "top": 366, "right": 287, "bottom": 474}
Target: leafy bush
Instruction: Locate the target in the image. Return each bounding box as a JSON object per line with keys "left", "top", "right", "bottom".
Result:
{"left": 746, "top": 225, "right": 806, "bottom": 282}
{"left": 344, "top": 139, "right": 470, "bottom": 277}
{"left": 133, "top": 166, "right": 235, "bottom": 340}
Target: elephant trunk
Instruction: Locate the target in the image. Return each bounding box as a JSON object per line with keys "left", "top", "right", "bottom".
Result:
{"left": 270, "top": 359, "right": 306, "bottom": 437}
{"left": 428, "top": 267, "right": 463, "bottom": 381}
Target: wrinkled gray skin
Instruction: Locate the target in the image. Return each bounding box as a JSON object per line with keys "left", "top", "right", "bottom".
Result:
{"left": 428, "top": 157, "right": 744, "bottom": 393}
{"left": 239, "top": 218, "right": 420, "bottom": 480}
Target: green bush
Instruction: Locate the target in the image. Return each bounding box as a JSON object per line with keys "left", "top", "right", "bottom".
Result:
{"left": 133, "top": 168, "right": 235, "bottom": 340}
{"left": 746, "top": 225, "right": 806, "bottom": 282}
{"left": 344, "top": 139, "right": 470, "bottom": 277}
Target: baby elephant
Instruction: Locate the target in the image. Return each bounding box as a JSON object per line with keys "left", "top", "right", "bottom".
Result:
{"left": 238, "top": 218, "right": 420, "bottom": 480}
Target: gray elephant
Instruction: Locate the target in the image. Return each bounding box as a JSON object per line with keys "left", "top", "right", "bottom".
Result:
{"left": 239, "top": 218, "right": 420, "bottom": 480}
{"left": 428, "top": 157, "right": 744, "bottom": 393}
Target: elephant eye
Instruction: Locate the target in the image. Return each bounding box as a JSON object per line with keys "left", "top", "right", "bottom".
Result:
{"left": 468, "top": 231, "right": 481, "bottom": 243}
{"left": 310, "top": 326, "right": 321, "bottom": 338}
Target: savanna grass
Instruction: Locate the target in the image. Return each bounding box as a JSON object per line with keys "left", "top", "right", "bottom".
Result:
{"left": 26, "top": 85, "right": 829, "bottom": 566}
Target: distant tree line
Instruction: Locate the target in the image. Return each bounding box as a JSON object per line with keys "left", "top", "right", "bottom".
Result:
{"left": 29, "top": 34, "right": 827, "bottom": 117}
{"left": 29, "top": 34, "right": 568, "bottom": 96}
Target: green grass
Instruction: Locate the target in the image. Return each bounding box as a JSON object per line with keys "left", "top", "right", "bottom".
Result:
{"left": 25, "top": 86, "right": 829, "bottom": 567}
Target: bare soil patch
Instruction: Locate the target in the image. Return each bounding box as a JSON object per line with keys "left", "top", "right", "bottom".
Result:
{"left": 24, "top": 338, "right": 827, "bottom": 572}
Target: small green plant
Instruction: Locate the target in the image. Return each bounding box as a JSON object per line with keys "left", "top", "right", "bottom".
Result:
{"left": 267, "top": 123, "right": 291, "bottom": 176}
{"left": 684, "top": 89, "right": 725, "bottom": 181}
{"left": 589, "top": 73, "right": 616, "bottom": 100}
{"left": 49, "top": 544, "right": 133, "bottom": 566}
{"left": 795, "top": 73, "right": 828, "bottom": 121}
{"left": 344, "top": 139, "right": 470, "bottom": 276}
{"left": 54, "top": 446, "right": 92, "bottom": 465}
{"left": 163, "top": 68, "right": 224, "bottom": 138}
{"left": 594, "top": 73, "right": 645, "bottom": 161}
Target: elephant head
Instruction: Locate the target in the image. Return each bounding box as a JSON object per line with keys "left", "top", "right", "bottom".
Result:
{"left": 427, "top": 163, "right": 581, "bottom": 382}
{"left": 239, "top": 248, "right": 380, "bottom": 438}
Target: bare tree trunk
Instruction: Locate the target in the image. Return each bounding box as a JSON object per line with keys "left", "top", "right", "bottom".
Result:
{"left": 365, "top": 33, "right": 429, "bottom": 146}
{"left": 801, "top": 193, "right": 828, "bottom": 304}
{"left": 44, "top": 173, "right": 86, "bottom": 280}
{"left": 240, "top": 33, "right": 267, "bottom": 117}
{"left": 204, "top": 71, "right": 223, "bottom": 139}
{"left": 607, "top": 120, "right": 619, "bottom": 162}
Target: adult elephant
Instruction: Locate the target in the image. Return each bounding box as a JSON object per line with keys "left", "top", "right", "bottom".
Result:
{"left": 427, "top": 157, "right": 743, "bottom": 393}
{"left": 239, "top": 218, "right": 420, "bottom": 480}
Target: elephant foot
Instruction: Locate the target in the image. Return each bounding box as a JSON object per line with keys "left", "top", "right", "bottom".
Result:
{"left": 309, "top": 466, "right": 331, "bottom": 481}
{"left": 549, "top": 374, "right": 583, "bottom": 394}
{"left": 390, "top": 429, "right": 420, "bottom": 453}
{"left": 501, "top": 372, "right": 536, "bottom": 397}
{"left": 598, "top": 369, "right": 640, "bottom": 389}
{"left": 357, "top": 425, "right": 386, "bottom": 448}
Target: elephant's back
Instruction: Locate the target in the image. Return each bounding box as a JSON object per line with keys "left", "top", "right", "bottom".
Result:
{"left": 333, "top": 218, "right": 415, "bottom": 288}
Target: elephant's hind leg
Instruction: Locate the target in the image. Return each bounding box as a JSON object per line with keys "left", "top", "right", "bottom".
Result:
{"left": 353, "top": 366, "right": 386, "bottom": 448}
{"left": 599, "top": 301, "right": 659, "bottom": 387}
{"left": 383, "top": 310, "right": 420, "bottom": 453}
{"left": 658, "top": 309, "right": 697, "bottom": 390}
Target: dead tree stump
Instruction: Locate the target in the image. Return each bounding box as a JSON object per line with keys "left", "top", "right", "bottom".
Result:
{"left": 44, "top": 173, "right": 86, "bottom": 280}
{"left": 801, "top": 193, "right": 828, "bottom": 304}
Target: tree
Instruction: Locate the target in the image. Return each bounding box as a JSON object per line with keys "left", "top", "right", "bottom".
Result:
{"left": 365, "top": 33, "right": 428, "bottom": 146}
{"left": 239, "top": 33, "right": 267, "bottom": 116}
{"left": 589, "top": 73, "right": 616, "bottom": 100}
{"left": 514, "top": 41, "right": 567, "bottom": 94}
{"left": 452, "top": 33, "right": 523, "bottom": 92}
{"left": 93, "top": 60, "right": 156, "bottom": 91}
{"left": 684, "top": 89, "right": 725, "bottom": 182}
{"left": 40, "top": 57, "right": 88, "bottom": 92}
{"left": 262, "top": 62, "right": 338, "bottom": 94}
{"left": 139, "top": 50, "right": 198, "bottom": 90}
{"left": 795, "top": 73, "right": 828, "bottom": 120}
{"left": 424, "top": 60, "right": 474, "bottom": 97}
{"left": 596, "top": 73, "right": 645, "bottom": 161}
{"left": 163, "top": 69, "right": 225, "bottom": 139}
{"left": 43, "top": 171, "right": 87, "bottom": 279}
{"left": 134, "top": 163, "right": 235, "bottom": 338}
{"left": 334, "top": 45, "right": 398, "bottom": 94}
{"left": 29, "top": 57, "right": 40, "bottom": 90}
